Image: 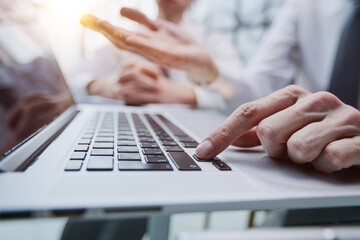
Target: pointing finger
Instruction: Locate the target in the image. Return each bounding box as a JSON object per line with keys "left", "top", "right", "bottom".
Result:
{"left": 195, "top": 85, "right": 310, "bottom": 159}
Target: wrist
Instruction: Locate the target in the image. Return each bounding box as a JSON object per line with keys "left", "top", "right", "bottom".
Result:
{"left": 184, "top": 52, "right": 219, "bottom": 85}
{"left": 173, "top": 85, "right": 196, "bottom": 105}
{"left": 86, "top": 80, "right": 99, "bottom": 95}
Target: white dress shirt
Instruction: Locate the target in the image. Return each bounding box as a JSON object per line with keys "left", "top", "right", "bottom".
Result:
{"left": 224, "top": 0, "right": 359, "bottom": 112}
{"left": 67, "top": 19, "right": 243, "bottom": 111}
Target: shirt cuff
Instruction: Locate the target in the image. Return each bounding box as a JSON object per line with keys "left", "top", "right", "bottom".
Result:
{"left": 193, "top": 85, "right": 227, "bottom": 111}
{"left": 66, "top": 72, "right": 95, "bottom": 97}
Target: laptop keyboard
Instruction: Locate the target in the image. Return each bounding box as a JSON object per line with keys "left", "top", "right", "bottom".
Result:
{"left": 65, "top": 112, "right": 231, "bottom": 172}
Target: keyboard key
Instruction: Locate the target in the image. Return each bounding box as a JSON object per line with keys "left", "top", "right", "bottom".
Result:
{"left": 81, "top": 134, "right": 93, "bottom": 139}
{"left": 136, "top": 128, "right": 149, "bottom": 132}
{"left": 156, "top": 114, "right": 188, "bottom": 136}
{"left": 168, "top": 152, "right": 201, "bottom": 171}
{"left": 161, "top": 141, "right": 179, "bottom": 146}
{"left": 98, "top": 129, "right": 113, "bottom": 133}
{"left": 140, "top": 142, "right": 159, "bottom": 148}
{"left": 137, "top": 132, "right": 152, "bottom": 138}
{"left": 95, "top": 137, "right": 114, "bottom": 143}
{"left": 97, "top": 132, "right": 114, "bottom": 137}
{"left": 118, "top": 146, "right": 139, "bottom": 153}
{"left": 78, "top": 139, "right": 91, "bottom": 145}
{"left": 118, "top": 127, "right": 131, "bottom": 131}
{"left": 87, "top": 156, "right": 113, "bottom": 171}
{"left": 176, "top": 136, "right": 196, "bottom": 143}
{"left": 84, "top": 131, "right": 95, "bottom": 135}
{"left": 212, "top": 160, "right": 232, "bottom": 171}
{"left": 91, "top": 149, "right": 113, "bottom": 156}
{"left": 75, "top": 145, "right": 89, "bottom": 152}
{"left": 65, "top": 160, "right": 83, "bottom": 171}
{"left": 139, "top": 137, "right": 156, "bottom": 143}
{"left": 181, "top": 142, "right": 199, "bottom": 148}
{"left": 145, "top": 155, "right": 169, "bottom": 163}
{"left": 118, "top": 140, "right": 137, "bottom": 146}
{"left": 93, "top": 143, "right": 114, "bottom": 149}
{"left": 158, "top": 136, "right": 173, "bottom": 141}
{"left": 118, "top": 136, "right": 135, "bottom": 141}
{"left": 118, "top": 131, "right": 133, "bottom": 136}
{"left": 118, "top": 153, "right": 141, "bottom": 161}
{"left": 118, "top": 161, "right": 173, "bottom": 171}
{"left": 70, "top": 152, "right": 86, "bottom": 160}
{"left": 142, "top": 148, "right": 163, "bottom": 155}
{"left": 157, "top": 132, "right": 171, "bottom": 138}
{"left": 163, "top": 146, "right": 184, "bottom": 152}
{"left": 193, "top": 154, "right": 221, "bottom": 162}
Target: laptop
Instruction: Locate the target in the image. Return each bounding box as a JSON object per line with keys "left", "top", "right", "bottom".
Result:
{"left": 1, "top": 2, "right": 359, "bottom": 217}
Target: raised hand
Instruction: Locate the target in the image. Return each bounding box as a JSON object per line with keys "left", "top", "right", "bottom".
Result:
{"left": 80, "top": 8, "right": 219, "bottom": 85}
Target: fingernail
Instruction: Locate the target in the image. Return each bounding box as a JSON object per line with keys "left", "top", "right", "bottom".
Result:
{"left": 196, "top": 140, "right": 213, "bottom": 159}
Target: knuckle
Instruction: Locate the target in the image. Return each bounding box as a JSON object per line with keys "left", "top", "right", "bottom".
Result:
{"left": 209, "top": 126, "right": 233, "bottom": 145}
{"left": 168, "top": 51, "right": 183, "bottom": 67}
{"left": 287, "top": 136, "right": 312, "bottom": 164}
{"left": 310, "top": 91, "right": 341, "bottom": 110}
{"left": 256, "top": 122, "right": 277, "bottom": 143}
{"left": 283, "top": 85, "right": 306, "bottom": 97}
{"left": 234, "top": 102, "right": 258, "bottom": 120}
{"left": 339, "top": 106, "right": 360, "bottom": 126}
{"left": 322, "top": 144, "right": 345, "bottom": 171}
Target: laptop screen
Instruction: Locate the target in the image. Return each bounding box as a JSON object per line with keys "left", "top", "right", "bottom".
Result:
{"left": 0, "top": 1, "right": 75, "bottom": 159}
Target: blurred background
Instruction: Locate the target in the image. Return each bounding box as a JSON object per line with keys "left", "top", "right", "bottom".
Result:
{"left": 19, "top": 0, "right": 284, "bottom": 73}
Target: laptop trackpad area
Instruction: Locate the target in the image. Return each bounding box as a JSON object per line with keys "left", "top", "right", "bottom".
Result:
{"left": 226, "top": 147, "right": 360, "bottom": 198}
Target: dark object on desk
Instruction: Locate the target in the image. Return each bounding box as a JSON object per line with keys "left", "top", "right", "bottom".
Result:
{"left": 61, "top": 218, "right": 147, "bottom": 240}
{"left": 284, "top": 207, "right": 360, "bottom": 226}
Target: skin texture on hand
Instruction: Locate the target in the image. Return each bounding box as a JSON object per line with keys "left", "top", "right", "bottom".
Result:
{"left": 196, "top": 85, "right": 360, "bottom": 174}
{"left": 80, "top": 8, "right": 219, "bottom": 85}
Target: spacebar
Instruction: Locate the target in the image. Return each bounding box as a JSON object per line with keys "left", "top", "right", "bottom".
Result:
{"left": 168, "top": 152, "right": 201, "bottom": 171}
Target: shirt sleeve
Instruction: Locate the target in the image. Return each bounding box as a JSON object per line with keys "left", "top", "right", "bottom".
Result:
{"left": 193, "top": 84, "right": 227, "bottom": 110}
{"left": 218, "top": 0, "right": 301, "bottom": 114}
{"left": 246, "top": 0, "right": 300, "bottom": 97}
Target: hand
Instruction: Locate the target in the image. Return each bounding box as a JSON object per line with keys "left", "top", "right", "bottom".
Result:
{"left": 116, "top": 62, "right": 196, "bottom": 105}
{"left": 80, "top": 8, "right": 219, "bottom": 84}
{"left": 195, "top": 85, "right": 360, "bottom": 174}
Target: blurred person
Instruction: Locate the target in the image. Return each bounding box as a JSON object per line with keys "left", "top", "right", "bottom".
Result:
{"left": 70, "top": 0, "right": 243, "bottom": 110}
{"left": 82, "top": 0, "right": 360, "bottom": 173}
{"left": 82, "top": 0, "right": 359, "bottom": 111}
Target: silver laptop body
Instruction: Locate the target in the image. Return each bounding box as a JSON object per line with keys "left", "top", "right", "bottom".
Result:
{"left": 0, "top": 2, "right": 359, "bottom": 218}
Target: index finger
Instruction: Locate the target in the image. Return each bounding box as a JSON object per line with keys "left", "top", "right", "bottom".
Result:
{"left": 120, "top": 7, "right": 159, "bottom": 31}
{"left": 195, "top": 85, "right": 310, "bottom": 159}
